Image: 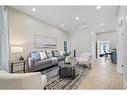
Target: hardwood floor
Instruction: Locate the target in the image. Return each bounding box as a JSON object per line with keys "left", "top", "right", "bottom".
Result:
{"left": 78, "top": 57, "right": 123, "bottom": 89}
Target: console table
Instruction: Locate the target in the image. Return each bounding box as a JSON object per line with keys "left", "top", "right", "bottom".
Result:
{"left": 10, "top": 60, "right": 29, "bottom": 73}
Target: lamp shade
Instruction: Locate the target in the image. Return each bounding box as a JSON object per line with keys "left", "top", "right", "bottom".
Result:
{"left": 11, "top": 46, "right": 23, "bottom": 53}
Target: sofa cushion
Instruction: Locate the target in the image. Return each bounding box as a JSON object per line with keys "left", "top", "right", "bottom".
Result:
{"left": 50, "top": 57, "right": 58, "bottom": 64}
{"left": 55, "top": 56, "right": 65, "bottom": 62}
{"left": 31, "top": 52, "right": 41, "bottom": 60}
{"left": 39, "top": 51, "right": 47, "bottom": 60}
{"left": 46, "top": 50, "right": 53, "bottom": 58}
{"left": 34, "top": 58, "right": 52, "bottom": 67}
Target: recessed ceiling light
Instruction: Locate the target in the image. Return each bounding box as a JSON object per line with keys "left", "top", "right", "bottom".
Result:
{"left": 75, "top": 17, "right": 79, "bottom": 20}
{"left": 100, "top": 23, "right": 104, "bottom": 26}
{"left": 96, "top": 6, "right": 101, "bottom": 10}
{"left": 61, "top": 24, "right": 64, "bottom": 27}
{"left": 32, "top": 8, "right": 36, "bottom": 12}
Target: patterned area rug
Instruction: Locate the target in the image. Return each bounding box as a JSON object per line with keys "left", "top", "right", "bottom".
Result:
{"left": 41, "top": 65, "right": 91, "bottom": 90}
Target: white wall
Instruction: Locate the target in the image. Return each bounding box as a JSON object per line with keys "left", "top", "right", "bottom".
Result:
{"left": 69, "top": 28, "right": 92, "bottom": 57}
{"left": 96, "top": 31, "right": 117, "bottom": 50}
{"left": 8, "top": 8, "right": 69, "bottom": 61}
{"left": 91, "top": 30, "right": 96, "bottom": 61}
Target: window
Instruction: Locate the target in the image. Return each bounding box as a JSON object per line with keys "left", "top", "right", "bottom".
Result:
{"left": 99, "top": 41, "right": 110, "bottom": 54}
{"left": 64, "top": 41, "right": 67, "bottom": 54}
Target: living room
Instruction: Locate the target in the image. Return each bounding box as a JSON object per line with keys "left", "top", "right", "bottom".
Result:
{"left": 0, "top": 5, "right": 127, "bottom": 90}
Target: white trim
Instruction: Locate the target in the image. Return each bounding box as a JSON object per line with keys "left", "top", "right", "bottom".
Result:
{"left": 123, "top": 80, "right": 127, "bottom": 89}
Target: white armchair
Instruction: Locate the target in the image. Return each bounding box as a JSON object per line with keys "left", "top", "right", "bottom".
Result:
{"left": 65, "top": 56, "right": 77, "bottom": 65}
{"left": 76, "top": 52, "right": 92, "bottom": 68}
{"left": 0, "top": 71, "right": 47, "bottom": 89}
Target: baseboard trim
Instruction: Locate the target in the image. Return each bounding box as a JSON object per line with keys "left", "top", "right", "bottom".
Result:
{"left": 123, "top": 80, "right": 127, "bottom": 89}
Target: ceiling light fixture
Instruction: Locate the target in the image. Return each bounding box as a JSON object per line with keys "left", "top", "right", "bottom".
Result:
{"left": 100, "top": 23, "right": 104, "bottom": 26}
{"left": 32, "top": 8, "right": 36, "bottom": 12}
{"left": 61, "top": 24, "right": 64, "bottom": 27}
{"left": 96, "top": 6, "right": 101, "bottom": 10}
{"left": 75, "top": 17, "right": 79, "bottom": 20}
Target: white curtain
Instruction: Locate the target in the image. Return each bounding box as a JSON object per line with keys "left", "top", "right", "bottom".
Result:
{"left": 0, "top": 6, "right": 10, "bottom": 72}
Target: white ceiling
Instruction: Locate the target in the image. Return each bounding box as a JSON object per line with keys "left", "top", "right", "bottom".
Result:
{"left": 12, "top": 6, "right": 119, "bottom": 33}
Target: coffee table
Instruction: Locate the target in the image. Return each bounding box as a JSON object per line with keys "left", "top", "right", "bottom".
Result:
{"left": 58, "top": 61, "right": 76, "bottom": 79}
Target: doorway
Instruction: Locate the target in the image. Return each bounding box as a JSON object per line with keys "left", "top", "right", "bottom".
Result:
{"left": 97, "top": 40, "right": 110, "bottom": 58}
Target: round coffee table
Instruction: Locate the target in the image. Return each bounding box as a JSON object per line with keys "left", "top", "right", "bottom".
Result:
{"left": 58, "top": 62, "right": 76, "bottom": 79}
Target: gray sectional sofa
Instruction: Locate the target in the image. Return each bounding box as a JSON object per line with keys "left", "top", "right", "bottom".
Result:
{"left": 28, "top": 50, "right": 65, "bottom": 71}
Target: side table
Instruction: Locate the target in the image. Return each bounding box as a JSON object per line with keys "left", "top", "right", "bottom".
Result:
{"left": 10, "top": 60, "right": 29, "bottom": 73}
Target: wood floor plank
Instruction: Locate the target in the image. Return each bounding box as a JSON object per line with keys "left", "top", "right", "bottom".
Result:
{"left": 78, "top": 57, "right": 123, "bottom": 89}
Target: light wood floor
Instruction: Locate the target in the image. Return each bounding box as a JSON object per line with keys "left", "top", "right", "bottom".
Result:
{"left": 78, "top": 57, "right": 123, "bottom": 89}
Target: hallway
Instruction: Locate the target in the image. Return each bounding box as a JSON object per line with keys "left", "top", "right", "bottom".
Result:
{"left": 78, "top": 57, "right": 123, "bottom": 89}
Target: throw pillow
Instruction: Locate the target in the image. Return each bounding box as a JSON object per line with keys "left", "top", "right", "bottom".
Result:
{"left": 31, "top": 52, "right": 41, "bottom": 60}
{"left": 46, "top": 50, "right": 53, "bottom": 58}
{"left": 39, "top": 51, "right": 47, "bottom": 60}
{"left": 53, "top": 50, "right": 59, "bottom": 57}
{"left": 59, "top": 51, "right": 64, "bottom": 56}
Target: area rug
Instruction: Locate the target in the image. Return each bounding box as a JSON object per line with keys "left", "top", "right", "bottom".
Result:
{"left": 41, "top": 65, "right": 91, "bottom": 90}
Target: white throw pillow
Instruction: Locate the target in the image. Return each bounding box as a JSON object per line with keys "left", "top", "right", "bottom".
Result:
{"left": 53, "top": 51, "right": 59, "bottom": 56}
{"left": 39, "top": 51, "right": 47, "bottom": 60}
{"left": 46, "top": 50, "right": 53, "bottom": 57}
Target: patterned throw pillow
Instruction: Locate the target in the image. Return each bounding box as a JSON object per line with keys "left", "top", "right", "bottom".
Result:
{"left": 39, "top": 51, "right": 47, "bottom": 60}
{"left": 53, "top": 50, "right": 59, "bottom": 57}
{"left": 46, "top": 50, "right": 53, "bottom": 58}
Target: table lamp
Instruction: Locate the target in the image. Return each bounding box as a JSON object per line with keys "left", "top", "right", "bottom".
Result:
{"left": 11, "top": 46, "right": 24, "bottom": 61}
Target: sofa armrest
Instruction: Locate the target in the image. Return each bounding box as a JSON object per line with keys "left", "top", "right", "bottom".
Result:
{"left": 0, "top": 72, "right": 47, "bottom": 89}
{"left": 21, "top": 72, "right": 47, "bottom": 89}
{"left": 28, "top": 57, "right": 35, "bottom": 71}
